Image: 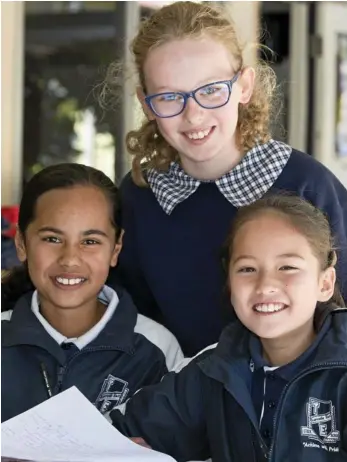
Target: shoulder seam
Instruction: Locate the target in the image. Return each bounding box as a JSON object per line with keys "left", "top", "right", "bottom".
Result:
{"left": 134, "top": 314, "right": 184, "bottom": 371}
{"left": 171, "top": 342, "right": 218, "bottom": 372}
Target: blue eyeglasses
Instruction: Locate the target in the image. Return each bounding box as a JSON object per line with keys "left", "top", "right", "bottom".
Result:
{"left": 145, "top": 73, "right": 240, "bottom": 119}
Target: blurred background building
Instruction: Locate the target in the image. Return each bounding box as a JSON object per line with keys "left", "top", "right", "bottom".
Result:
{"left": 2, "top": 0, "right": 347, "bottom": 210}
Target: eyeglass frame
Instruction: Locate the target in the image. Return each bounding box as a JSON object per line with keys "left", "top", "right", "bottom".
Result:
{"left": 144, "top": 72, "right": 241, "bottom": 119}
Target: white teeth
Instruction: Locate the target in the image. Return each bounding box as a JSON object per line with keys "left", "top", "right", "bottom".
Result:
{"left": 56, "top": 277, "right": 85, "bottom": 286}
{"left": 187, "top": 128, "right": 211, "bottom": 140}
{"left": 254, "top": 303, "right": 286, "bottom": 313}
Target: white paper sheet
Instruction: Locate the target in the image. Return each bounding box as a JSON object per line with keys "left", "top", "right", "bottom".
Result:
{"left": 1, "top": 386, "right": 176, "bottom": 462}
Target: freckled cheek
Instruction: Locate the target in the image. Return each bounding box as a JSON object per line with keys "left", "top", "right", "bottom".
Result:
{"left": 83, "top": 250, "right": 114, "bottom": 271}
{"left": 221, "top": 102, "right": 237, "bottom": 116}
{"left": 27, "top": 245, "right": 57, "bottom": 272}
{"left": 231, "top": 295, "right": 250, "bottom": 321}
{"left": 283, "top": 273, "right": 309, "bottom": 289}
{"left": 229, "top": 279, "right": 252, "bottom": 304}
{"left": 218, "top": 102, "right": 238, "bottom": 123}
{"left": 157, "top": 119, "right": 180, "bottom": 138}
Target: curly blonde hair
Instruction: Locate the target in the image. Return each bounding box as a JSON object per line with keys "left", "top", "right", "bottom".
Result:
{"left": 104, "top": 1, "right": 278, "bottom": 186}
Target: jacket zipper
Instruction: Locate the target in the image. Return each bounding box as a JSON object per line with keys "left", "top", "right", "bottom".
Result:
{"left": 54, "top": 345, "right": 133, "bottom": 395}
{"left": 250, "top": 423, "right": 268, "bottom": 461}
{"left": 55, "top": 365, "right": 65, "bottom": 394}
{"left": 268, "top": 361, "right": 347, "bottom": 461}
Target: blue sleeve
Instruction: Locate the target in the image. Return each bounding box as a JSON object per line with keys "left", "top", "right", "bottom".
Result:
{"left": 107, "top": 174, "right": 161, "bottom": 321}
{"left": 109, "top": 362, "right": 209, "bottom": 462}
{"left": 302, "top": 167, "right": 347, "bottom": 301}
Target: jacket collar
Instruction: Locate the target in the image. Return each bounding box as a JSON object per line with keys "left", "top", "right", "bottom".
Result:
{"left": 199, "top": 308, "right": 347, "bottom": 386}
{"left": 2, "top": 286, "right": 138, "bottom": 364}
{"left": 147, "top": 139, "right": 292, "bottom": 215}
{"left": 197, "top": 308, "right": 347, "bottom": 430}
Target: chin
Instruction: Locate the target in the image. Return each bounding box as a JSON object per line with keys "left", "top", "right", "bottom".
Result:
{"left": 47, "top": 293, "right": 88, "bottom": 309}
{"left": 256, "top": 328, "right": 290, "bottom": 340}
{"left": 185, "top": 150, "right": 220, "bottom": 164}
{"left": 53, "top": 301, "right": 85, "bottom": 310}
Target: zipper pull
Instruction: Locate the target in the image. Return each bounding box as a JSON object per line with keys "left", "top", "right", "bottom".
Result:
{"left": 260, "top": 441, "right": 269, "bottom": 459}
{"left": 55, "top": 365, "right": 65, "bottom": 394}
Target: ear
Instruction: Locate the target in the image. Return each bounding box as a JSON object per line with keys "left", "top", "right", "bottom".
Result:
{"left": 317, "top": 267, "right": 336, "bottom": 302}
{"left": 110, "top": 229, "right": 124, "bottom": 267}
{"left": 238, "top": 66, "right": 255, "bottom": 105}
{"left": 14, "top": 227, "right": 27, "bottom": 263}
{"left": 136, "top": 86, "right": 155, "bottom": 121}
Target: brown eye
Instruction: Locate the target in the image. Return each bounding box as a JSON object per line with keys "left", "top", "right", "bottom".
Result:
{"left": 237, "top": 267, "right": 256, "bottom": 273}
{"left": 42, "top": 236, "right": 61, "bottom": 244}
{"left": 82, "top": 239, "right": 100, "bottom": 245}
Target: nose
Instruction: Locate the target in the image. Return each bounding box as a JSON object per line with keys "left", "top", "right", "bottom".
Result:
{"left": 255, "top": 271, "right": 279, "bottom": 295}
{"left": 183, "top": 96, "right": 204, "bottom": 125}
{"left": 58, "top": 243, "right": 81, "bottom": 268}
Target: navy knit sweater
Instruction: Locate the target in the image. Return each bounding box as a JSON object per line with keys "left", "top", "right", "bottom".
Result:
{"left": 108, "top": 149, "right": 347, "bottom": 355}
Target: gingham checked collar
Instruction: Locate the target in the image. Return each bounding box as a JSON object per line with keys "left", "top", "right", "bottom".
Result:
{"left": 146, "top": 139, "right": 292, "bottom": 215}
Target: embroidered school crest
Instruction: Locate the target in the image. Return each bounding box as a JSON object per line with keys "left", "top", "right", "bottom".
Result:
{"left": 301, "top": 397, "right": 340, "bottom": 448}
{"left": 95, "top": 374, "right": 129, "bottom": 413}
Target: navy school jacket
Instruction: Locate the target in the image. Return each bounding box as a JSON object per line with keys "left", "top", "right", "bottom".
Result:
{"left": 110, "top": 309, "right": 347, "bottom": 462}
{"left": 1, "top": 286, "right": 183, "bottom": 422}
{"left": 111, "top": 148, "right": 347, "bottom": 355}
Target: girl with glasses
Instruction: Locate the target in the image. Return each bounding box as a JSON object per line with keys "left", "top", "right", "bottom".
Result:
{"left": 104, "top": 1, "right": 347, "bottom": 356}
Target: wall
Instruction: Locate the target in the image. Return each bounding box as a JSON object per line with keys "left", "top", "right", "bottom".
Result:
{"left": 313, "top": 2, "right": 347, "bottom": 186}
{"left": 222, "top": 1, "right": 259, "bottom": 65}
{"left": 1, "top": 1, "right": 24, "bottom": 205}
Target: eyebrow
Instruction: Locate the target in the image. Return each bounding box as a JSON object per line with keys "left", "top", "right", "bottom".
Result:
{"left": 232, "top": 253, "right": 305, "bottom": 264}
{"left": 38, "top": 227, "right": 108, "bottom": 238}
{"left": 277, "top": 253, "right": 305, "bottom": 260}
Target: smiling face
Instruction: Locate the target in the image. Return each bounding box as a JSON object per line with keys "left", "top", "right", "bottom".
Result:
{"left": 15, "top": 185, "right": 122, "bottom": 314}
{"left": 228, "top": 211, "right": 335, "bottom": 341}
{"left": 140, "top": 36, "right": 254, "bottom": 179}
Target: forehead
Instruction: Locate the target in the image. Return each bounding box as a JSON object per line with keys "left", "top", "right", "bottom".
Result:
{"left": 32, "top": 186, "right": 111, "bottom": 226}
{"left": 144, "top": 37, "right": 236, "bottom": 92}
{"left": 232, "top": 212, "right": 315, "bottom": 257}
